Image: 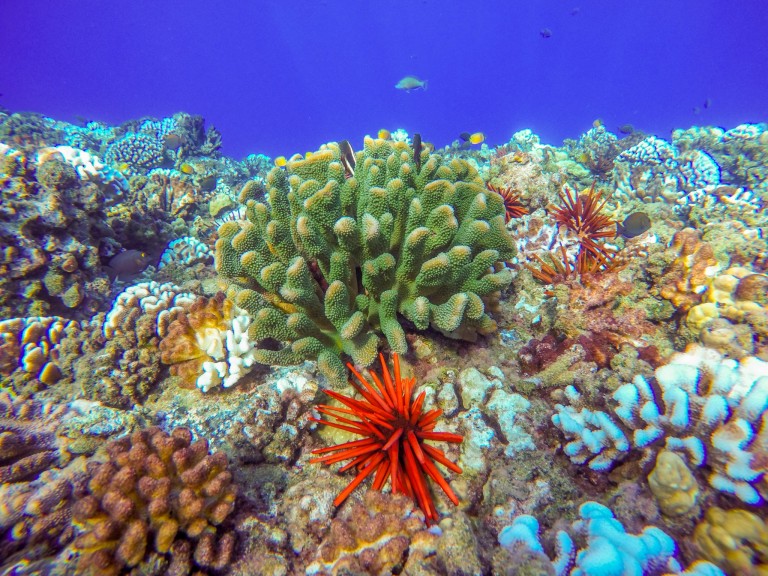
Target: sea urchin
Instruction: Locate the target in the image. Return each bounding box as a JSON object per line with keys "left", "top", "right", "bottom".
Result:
{"left": 486, "top": 183, "right": 529, "bottom": 222}
{"left": 310, "top": 353, "right": 463, "bottom": 524}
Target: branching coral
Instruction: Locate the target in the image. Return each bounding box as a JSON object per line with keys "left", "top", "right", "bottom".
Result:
{"left": 310, "top": 353, "right": 463, "bottom": 524}
{"left": 552, "top": 344, "right": 768, "bottom": 504}
{"left": 72, "top": 426, "right": 237, "bottom": 576}
{"left": 216, "top": 136, "right": 515, "bottom": 384}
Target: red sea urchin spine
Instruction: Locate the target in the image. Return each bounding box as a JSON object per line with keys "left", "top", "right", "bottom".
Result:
{"left": 310, "top": 353, "right": 463, "bottom": 524}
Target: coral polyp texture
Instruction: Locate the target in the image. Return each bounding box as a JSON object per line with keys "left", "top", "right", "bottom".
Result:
{"left": 215, "top": 136, "right": 515, "bottom": 384}
{"left": 0, "top": 393, "right": 86, "bottom": 571}
{"left": 72, "top": 426, "right": 237, "bottom": 576}
{"left": 552, "top": 344, "right": 768, "bottom": 504}
{"left": 310, "top": 353, "right": 463, "bottom": 524}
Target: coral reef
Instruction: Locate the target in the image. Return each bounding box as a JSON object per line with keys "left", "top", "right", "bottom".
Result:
{"left": 72, "top": 426, "right": 237, "bottom": 576}
{"left": 216, "top": 136, "right": 515, "bottom": 384}
{"left": 553, "top": 344, "right": 768, "bottom": 503}
{"left": 3, "top": 111, "right": 768, "bottom": 575}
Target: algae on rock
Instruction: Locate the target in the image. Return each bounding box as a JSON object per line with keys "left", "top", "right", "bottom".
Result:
{"left": 216, "top": 137, "right": 515, "bottom": 384}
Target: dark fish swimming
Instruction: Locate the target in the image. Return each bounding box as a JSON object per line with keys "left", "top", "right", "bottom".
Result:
{"left": 164, "top": 133, "right": 185, "bottom": 150}
{"left": 616, "top": 212, "right": 651, "bottom": 238}
{"left": 413, "top": 133, "right": 422, "bottom": 173}
{"left": 618, "top": 123, "right": 634, "bottom": 135}
{"left": 338, "top": 140, "right": 356, "bottom": 178}
{"left": 540, "top": 28, "right": 552, "bottom": 39}
{"left": 106, "top": 249, "right": 153, "bottom": 280}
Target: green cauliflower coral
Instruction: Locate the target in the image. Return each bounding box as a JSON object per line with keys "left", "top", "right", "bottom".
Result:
{"left": 216, "top": 137, "right": 515, "bottom": 385}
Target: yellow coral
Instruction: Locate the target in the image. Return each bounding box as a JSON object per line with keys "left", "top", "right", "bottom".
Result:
{"left": 647, "top": 450, "right": 699, "bottom": 516}
{"left": 693, "top": 506, "right": 768, "bottom": 576}
{"left": 686, "top": 302, "right": 720, "bottom": 332}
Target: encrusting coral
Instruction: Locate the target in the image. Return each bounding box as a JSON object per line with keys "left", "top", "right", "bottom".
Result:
{"left": 306, "top": 490, "right": 440, "bottom": 575}
{"left": 216, "top": 136, "right": 515, "bottom": 384}
{"left": 72, "top": 426, "right": 237, "bottom": 576}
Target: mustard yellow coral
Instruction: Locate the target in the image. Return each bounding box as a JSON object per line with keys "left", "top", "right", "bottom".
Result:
{"left": 693, "top": 506, "right": 768, "bottom": 576}
{"left": 647, "top": 450, "right": 699, "bottom": 516}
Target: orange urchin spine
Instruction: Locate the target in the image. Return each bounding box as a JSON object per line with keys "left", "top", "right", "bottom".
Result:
{"left": 310, "top": 353, "right": 463, "bottom": 524}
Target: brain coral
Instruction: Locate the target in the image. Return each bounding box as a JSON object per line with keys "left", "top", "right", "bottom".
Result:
{"left": 216, "top": 137, "right": 515, "bottom": 384}
{"left": 72, "top": 426, "right": 237, "bottom": 576}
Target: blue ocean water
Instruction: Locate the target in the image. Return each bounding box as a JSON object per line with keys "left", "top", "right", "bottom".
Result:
{"left": 2, "top": 1, "right": 767, "bottom": 158}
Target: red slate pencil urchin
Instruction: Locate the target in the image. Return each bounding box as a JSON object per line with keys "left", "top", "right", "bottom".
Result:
{"left": 486, "top": 183, "right": 529, "bottom": 223}
{"left": 310, "top": 353, "right": 463, "bottom": 524}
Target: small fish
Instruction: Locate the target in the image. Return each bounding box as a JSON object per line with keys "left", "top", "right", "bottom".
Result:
{"left": 459, "top": 132, "right": 472, "bottom": 142}
{"left": 199, "top": 175, "right": 217, "bottom": 192}
{"left": 618, "top": 124, "right": 634, "bottom": 135}
{"left": 395, "top": 76, "right": 428, "bottom": 92}
{"left": 106, "top": 250, "right": 153, "bottom": 280}
{"left": 274, "top": 156, "right": 288, "bottom": 168}
{"left": 179, "top": 163, "right": 195, "bottom": 175}
{"left": 592, "top": 118, "right": 603, "bottom": 128}
{"left": 378, "top": 129, "right": 391, "bottom": 140}
{"left": 468, "top": 132, "right": 485, "bottom": 145}
{"left": 540, "top": 28, "right": 552, "bottom": 39}
{"left": 164, "top": 133, "right": 185, "bottom": 150}
{"left": 704, "top": 98, "right": 712, "bottom": 109}
{"left": 616, "top": 212, "right": 651, "bottom": 238}
{"left": 413, "top": 133, "right": 422, "bottom": 173}
{"left": 338, "top": 140, "right": 356, "bottom": 178}
{"left": 117, "top": 162, "right": 131, "bottom": 173}
{"left": 570, "top": 7, "right": 581, "bottom": 16}
{"left": 305, "top": 151, "right": 313, "bottom": 158}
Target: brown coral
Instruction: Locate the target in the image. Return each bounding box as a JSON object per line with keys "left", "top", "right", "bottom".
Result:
{"left": 0, "top": 392, "right": 86, "bottom": 571}
{"left": 159, "top": 292, "right": 233, "bottom": 387}
{"left": 72, "top": 426, "right": 237, "bottom": 576}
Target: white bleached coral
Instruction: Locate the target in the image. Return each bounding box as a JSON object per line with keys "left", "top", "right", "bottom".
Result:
{"left": 158, "top": 236, "right": 214, "bottom": 269}
{"left": 552, "top": 344, "right": 768, "bottom": 504}
{"left": 196, "top": 309, "right": 258, "bottom": 392}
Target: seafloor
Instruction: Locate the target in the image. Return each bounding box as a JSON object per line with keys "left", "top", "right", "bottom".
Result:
{"left": 0, "top": 110, "right": 767, "bottom": 576}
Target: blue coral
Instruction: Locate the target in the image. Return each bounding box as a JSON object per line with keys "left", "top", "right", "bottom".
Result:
{"left": 498, "top": 502, "right": 724, "bottom": 576}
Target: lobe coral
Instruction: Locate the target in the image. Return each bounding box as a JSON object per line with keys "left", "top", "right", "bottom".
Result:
{"left": 310, "top": 353, "right": 463, "bottom": 524}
